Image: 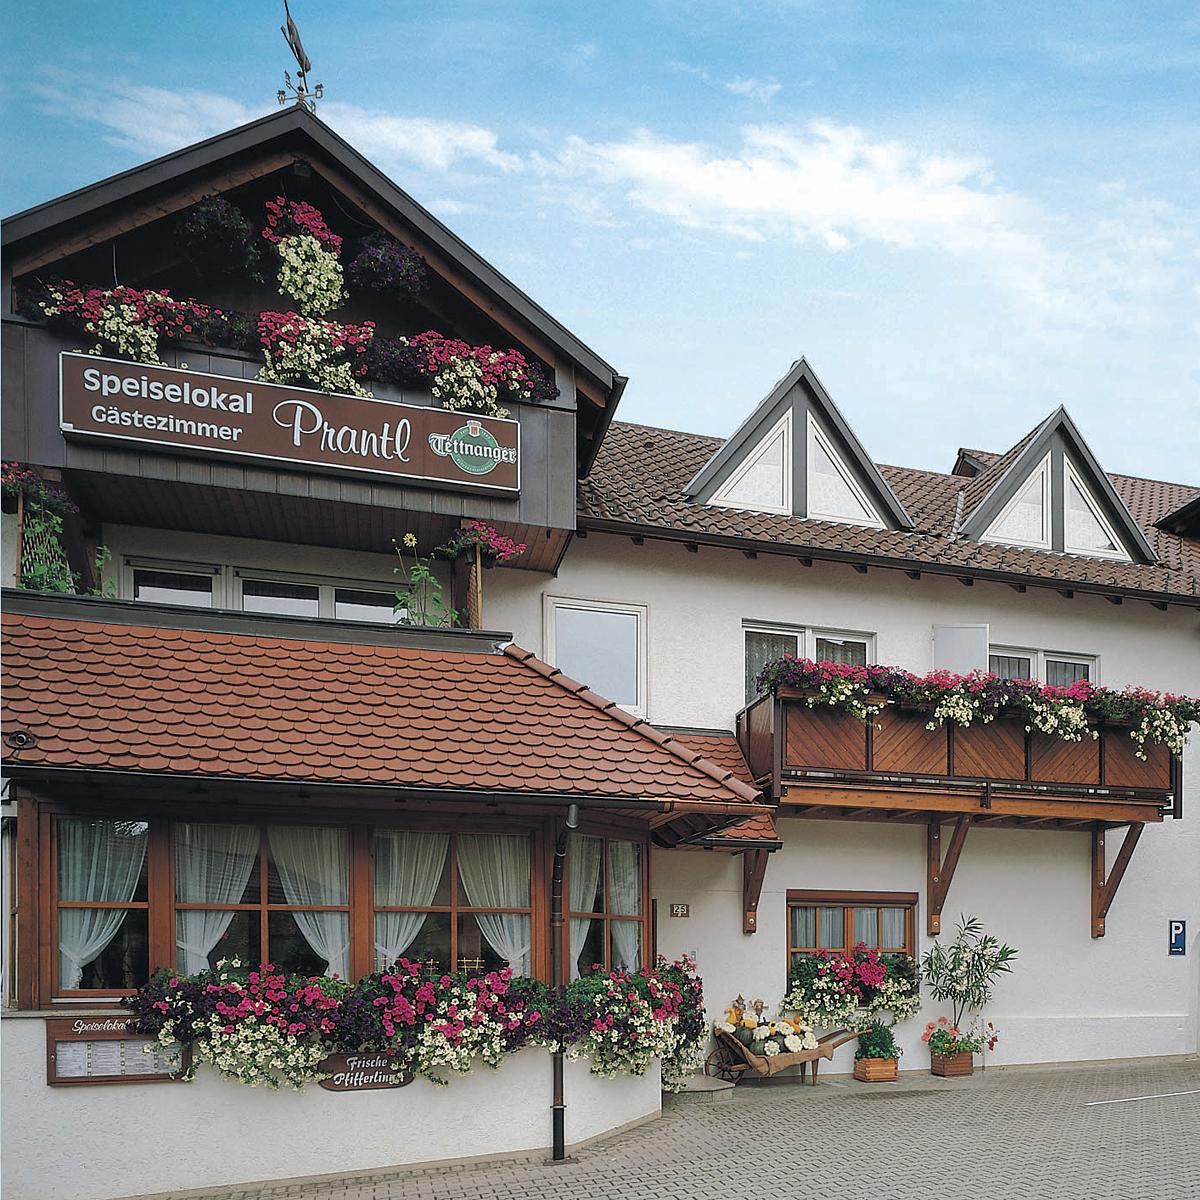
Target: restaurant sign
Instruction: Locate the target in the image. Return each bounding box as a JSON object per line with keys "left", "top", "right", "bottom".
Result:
{"left": 59, "top": 353, "right": 520, "bottom": 493}
{"left": 317, "top": 1053, "right": 415, "bottom": 1091}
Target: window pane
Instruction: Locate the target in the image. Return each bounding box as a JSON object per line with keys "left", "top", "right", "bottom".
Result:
{"left": 175, "top": 823, "right": 259, "bottom": 904}
{"left": 990, "top": 654, "right": 1033, "bottom": 681}
{"left": 606, "top": 841, "right": 642, "bottom": 916}
{"left": 574, "top": 916, "right": 605, "bottom": 977}
{"left": 815, "top": 637, "right": 867, "bottom": 666}
{"left": 553, "top": 606, "right": 639, "bottom": 708}
{"left": 818, "top": 906, "right": 844, "bottom": 950}
{"left": 334, "top": 588, "right": 402, "bottom": 624}
{"left": 268, "top": 910, "right": 347, "bottom": 977}
{"left": 880, "top": 907, "right": 907, "bottom": 949}
{"left": 133, "top": 568, "right": 214, "bottom": 607}
{"left": 610, "top": 921, "right": 642, "bottom": 972}
{"left": 790, "top": 905, "right": 816, "bottom": 948}
{"left": 456, "top": 834, "right": 531, "bottom": 908}
{"left": 241, "top": 579, "right": 320, "bottom": 617}
{"left": 373, "top": 830, "right": 451, "bottom": 907}
{"left": 745, "top": 630, "right": 799, "bottom": 703}
{"left": 458, "top": 912, "right": 531, "bottom": 975}
{"left": 67, "top": 909, "right": 148, "bottom": 991}
{"left": 58, "top": 819, "right": 148, "bottom": 902}
{"left": 380, "top": 911, "right": 451, "bottom": 976}
{"left": 1046, "top": 658, "right": 1090, "bottom": 687}
{"left": 569, "top": 835, "right": 604, "bottom": 914}
{"left": 177, "top": 910, "right": 259, "bottom": 973}
{"left": 1066, "top": 474, "right": 1119, "bottom": 553}
{"left": 266, "top": 826, "right": 349, "bottom": 905}
{"left": 853, "top": 907, "right": 878, "bottom": 947}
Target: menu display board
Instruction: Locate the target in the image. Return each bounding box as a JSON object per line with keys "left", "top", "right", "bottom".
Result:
{"left": 45, "top": 1017, "right": 187, "bottom": 1086}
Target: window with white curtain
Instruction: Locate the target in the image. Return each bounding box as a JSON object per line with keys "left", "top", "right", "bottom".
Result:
{"left": 786, "top": 891, "right": 915, "bottom": 973}
{"left": 743, "top": 623, "right": 875, "bottom": 703}
{"left": 567, "top": 834, "right": 646, "bottom": 978}
{"left": 55, "top": 818, "right": 150, "bottom": 992}
{"left": 372, "top": 831, "right": 532, "bottom": 976}
{"left": 990, "top": 646, "right": 1097, "bottom": 686}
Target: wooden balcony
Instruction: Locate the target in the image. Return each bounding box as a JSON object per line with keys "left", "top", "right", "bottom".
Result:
{"left": 735, "top": 687, "right": 1183, "bottom": 937}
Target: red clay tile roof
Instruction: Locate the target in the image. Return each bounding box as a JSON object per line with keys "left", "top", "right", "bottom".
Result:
{"left": 667, "top": 731, "right": 780, "bottom": 847}
{"left": 1, "top": 611, "right": 761, "bottom": 808}
{"left": 579, "top": 421, "right": 1200, "bottom": 601}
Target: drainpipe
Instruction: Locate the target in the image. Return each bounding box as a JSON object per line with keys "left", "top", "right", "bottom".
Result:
{"left": 550, "top": 802, "right": 579, "bottom": 1162}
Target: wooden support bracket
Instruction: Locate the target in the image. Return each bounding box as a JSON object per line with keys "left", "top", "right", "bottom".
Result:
{"left": 927, "top": 816, "right": 971, "bottom": 936}
{"left": 742, "top": 848, "right": 769, "bottom": 934}
{"left": 1091, "top": 823, "right": 1143, "bottom": 938}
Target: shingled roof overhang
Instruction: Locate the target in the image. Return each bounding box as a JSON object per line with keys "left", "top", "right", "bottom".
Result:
{"left": 577, "top": 515, "right": 1200, "bottom": 609}
{"left": 2, "top": 106, "right": 622, "bottom": 477}
{"left": 1, "top": 593, "right": 765, "bottom": 846}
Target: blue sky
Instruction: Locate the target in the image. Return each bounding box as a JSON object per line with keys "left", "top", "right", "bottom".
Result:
{"left": 3, "top": 2, "right": 1198, "bottom": 483}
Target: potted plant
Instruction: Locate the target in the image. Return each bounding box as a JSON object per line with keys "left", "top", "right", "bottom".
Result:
{"left": 920, "top": 914, "right": 1016, "bottom": 1077}
{"left": 853, "top": 1021, "right": 901, "bottom": 1081}
{"left": 921, "top": 1016, "right": 999, "bottom": 1076}
{"left": 347, "top": 231, "right": 428, "bottom": 307}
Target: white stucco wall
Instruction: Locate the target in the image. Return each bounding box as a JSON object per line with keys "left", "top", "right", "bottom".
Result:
{"left": 484, "top": 532, "right": 1200, "bottom": 1067}
{"left": 0, "top": 1024, "right": 660, "bottom": 1200}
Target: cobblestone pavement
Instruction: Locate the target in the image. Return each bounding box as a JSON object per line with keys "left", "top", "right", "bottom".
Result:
{"left": 162, "top": 1059, "right": 1199, "bottom": 1200}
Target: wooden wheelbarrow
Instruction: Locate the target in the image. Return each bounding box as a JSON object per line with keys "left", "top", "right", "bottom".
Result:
{"left": 704, "top": 1027, "right": 864, "bottom": 1087}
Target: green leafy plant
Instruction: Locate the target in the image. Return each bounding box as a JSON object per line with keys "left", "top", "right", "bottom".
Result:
{"left": 921, "top": 914, "right": 1017, "bottom": 1027}
{"left": 855, "top": 1020, "right": 901, "bottom": 1061}
{"left": 393, "top": 533, "right": 459, "bottom": 627}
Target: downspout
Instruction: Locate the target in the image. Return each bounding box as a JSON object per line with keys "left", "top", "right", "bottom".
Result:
{"left": 549, "top": 802, "right": 579, "bottom": 1163}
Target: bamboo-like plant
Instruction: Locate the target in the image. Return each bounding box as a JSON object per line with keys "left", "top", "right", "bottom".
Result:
{"left": 920, "top": 914, "right": 1017, "bottom": 1027}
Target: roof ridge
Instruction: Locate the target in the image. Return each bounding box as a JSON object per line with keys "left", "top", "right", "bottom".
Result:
{"left": 502, "top": 644, "right": 761, "bottom": 804}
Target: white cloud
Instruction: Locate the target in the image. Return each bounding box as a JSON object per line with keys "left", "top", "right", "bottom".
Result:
{"left": 319, "top": 102, "right": 521, "bottom": 173}
{"left": 725, "top": 77, "right": 782, "bottom": 103}
{"left": 33, "top": 73, "right": 264, "bottom": 155}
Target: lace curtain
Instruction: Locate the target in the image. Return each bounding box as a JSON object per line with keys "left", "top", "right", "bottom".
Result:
{"left": 456, "top": 834, "right": 531, "bottom": 974}
{"left": 568, "top": 834, "right": 602, "bottom": 980}
{"left": 266, "top": 826, "right": 350, "bottom": 979}
{"left": 58, "top": 819, "right": 147, "bottom": 989}
{"left": 607, "top": 840, "right": 642, "bottom": 971}
{"left": 174, "top": 823, "right": 259, "bottom": 974}
{"left": 373, "top": 830, "right": 450, "bottom": 970}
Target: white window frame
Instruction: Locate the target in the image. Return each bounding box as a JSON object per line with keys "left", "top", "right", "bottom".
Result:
{"left": 711, "top": 410, "right": 792, "bottom": 515}
{"left": 805, "top": 412, "right": 885, "bottom": 528}
{"left": 545, "top": 595, "right": 649, "bottom": 717}
{"left": 743, "top": 621, "right": 876, "bottom": 702}
{"left": 124, "top": 558, "right": 401, "bottom": 623}
{"left": 982, "top": 452, "right": 1052, "bottom": 550}
{"left": 989, "top": 644, "right": 1099, "bottom": 685}
{"left": 1062, "top": 458, "right": 1130, "bottom": 561}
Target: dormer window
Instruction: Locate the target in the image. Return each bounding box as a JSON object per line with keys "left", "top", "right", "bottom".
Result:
{"left": 982, "top": 452, "right": 1051, "bottom": 550}
{"left": 806, "top": 413, "right": 884, "bottom": 528}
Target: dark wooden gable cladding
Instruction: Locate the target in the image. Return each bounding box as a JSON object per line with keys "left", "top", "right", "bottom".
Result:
{"left": 2, "top": 105, "right": 621, "bottom": 484}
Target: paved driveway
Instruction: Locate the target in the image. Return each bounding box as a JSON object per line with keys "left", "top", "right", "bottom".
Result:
{"left": 177, "top": 1059, "right": 1199, "bottom": 1200}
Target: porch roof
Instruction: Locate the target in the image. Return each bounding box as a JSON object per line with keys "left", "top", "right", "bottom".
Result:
{"left": 0, "top": 598, "right": 763, "bottom": 823}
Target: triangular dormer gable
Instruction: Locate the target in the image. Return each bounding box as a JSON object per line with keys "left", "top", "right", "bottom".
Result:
{"left": 684, "top": 358, "right": 913, "bottom": 529}
{"left": 959, "top": 408, "right": 1158, "bottom": 564}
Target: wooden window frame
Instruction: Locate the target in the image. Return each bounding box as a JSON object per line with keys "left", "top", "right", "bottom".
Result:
{"left": 786, "top": 889, "right": 917, "bottom": 969}
{"left": 30, "top": 799, "right": 554, "bottom": 1008}
{"left": 370, "top": 831, "right": 536, "bottom": 975}
{"left": 563, "top": 829, "right": 653, "bottom": 984}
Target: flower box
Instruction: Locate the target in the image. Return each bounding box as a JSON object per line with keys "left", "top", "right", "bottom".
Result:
{"left": 853, "top": 1056, "right": 898, "bottom": 1082}
{"left": 930, "top": 1050, "right": 974, "bottom": 1077}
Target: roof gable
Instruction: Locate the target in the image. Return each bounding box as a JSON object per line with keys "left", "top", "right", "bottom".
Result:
{"left": 959, "top": 407, "right": 1158, "bottom": 564}
{"left": 683, "top": 359, "right": 913, "bottom": 529}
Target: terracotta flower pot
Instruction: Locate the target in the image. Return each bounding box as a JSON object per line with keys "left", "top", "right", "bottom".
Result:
{"left": 930, "top": 1050, "right": 974, "bottom": 1077}
{"left": 854, "top": 1057, "right": 898, "bottom": 1082}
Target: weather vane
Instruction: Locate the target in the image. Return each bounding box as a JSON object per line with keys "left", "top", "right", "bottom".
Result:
{"left": 277, "top": 0, "right": 323, "bottom": 111}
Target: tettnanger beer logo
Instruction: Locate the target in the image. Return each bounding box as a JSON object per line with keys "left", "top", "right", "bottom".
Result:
{"left": 427, "top": 420, "right": 516, "bottom": 476}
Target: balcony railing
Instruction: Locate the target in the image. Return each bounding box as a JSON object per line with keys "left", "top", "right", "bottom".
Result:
{"left": 736, "top": 686, "right": 1181, "bottom": 823}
